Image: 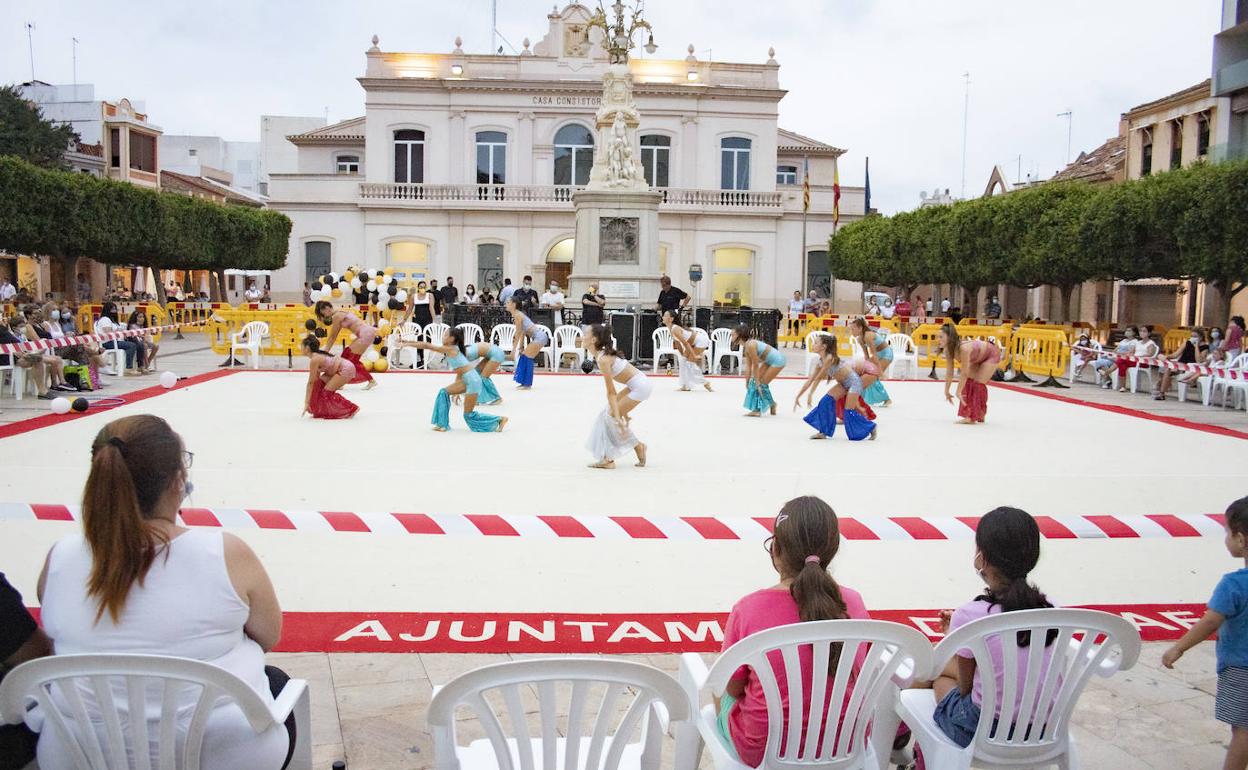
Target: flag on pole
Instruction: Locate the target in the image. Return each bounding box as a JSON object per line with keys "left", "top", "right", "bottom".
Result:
{"left": 864, "top": 156, "right": 872, "bottom": 215}
{"left": 802, "top": 156, "right": 810, "bottom": 213}
{"left": 832, "top": 155, "right": 841, "bottom": 230}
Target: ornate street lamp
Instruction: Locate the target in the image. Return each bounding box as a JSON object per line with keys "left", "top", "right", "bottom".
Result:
{"left": 587, "top": 0, "right": 657, "bottom": 65}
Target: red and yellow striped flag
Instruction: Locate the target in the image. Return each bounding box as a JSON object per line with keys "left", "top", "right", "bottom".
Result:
{"left": 802, "top": 156, "right": 810, "bottom": 213}
{"left": 832, "top": 156, "right": 841, "bottom": 230}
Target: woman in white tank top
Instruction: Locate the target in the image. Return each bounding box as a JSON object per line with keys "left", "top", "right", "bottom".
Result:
{"left": 582, "top": 324, "right": 649, "bottom": 469}
{"left": 35, "top": 415, "right": 290, "bottom": 770}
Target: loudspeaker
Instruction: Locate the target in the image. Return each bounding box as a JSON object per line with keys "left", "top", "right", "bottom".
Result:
{"left": 609, "top": 312, "right": 638, "bottom": 360}
{"left": 638, "top": 311, "right": 660, "bottom": 361}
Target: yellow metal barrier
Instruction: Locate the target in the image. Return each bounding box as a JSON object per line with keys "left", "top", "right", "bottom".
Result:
{"left": 910, "top": 322, "right": 1012, "bottom": 372}
{"left": 1009, "top": 327, "right": 1069, "bottom": 378}
{"left": 1162, "top": 327, "right": 1190, "bottom": 355}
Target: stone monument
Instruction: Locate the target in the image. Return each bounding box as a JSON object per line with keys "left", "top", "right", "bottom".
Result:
{"left": 568, "top": 2, "right": 664, "bottom": 307}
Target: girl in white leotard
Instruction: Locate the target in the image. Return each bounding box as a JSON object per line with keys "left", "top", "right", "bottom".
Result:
{"left": 582, "top": 324, "right": 649, "bottom": 469}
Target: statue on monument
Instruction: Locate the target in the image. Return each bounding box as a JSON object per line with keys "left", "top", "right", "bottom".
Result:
{"left": 605, "top": 113, "right": 637, "bottom": 187}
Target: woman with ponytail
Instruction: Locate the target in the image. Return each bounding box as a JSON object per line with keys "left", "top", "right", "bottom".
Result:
{"left": 939, "top": 322, "right": 1001, "bottom": 424}
{"left": 919, "top": 506, "right": 1056, "bottom": 749}
{"left": 717, "top": 496, "right": 869, "bottom": 767}
{"left": 401, "top": 326, "right": 507, "bottom": 433}
{"left": 302, "top": 335, "right": 360, "bottom": 419}
{"left": 35, "top": 415, "right": 294, "bottom": 769}
{"left": 583, "top": 324, "right": 649, "bottom": 468}
{"left": 316, "top": 299, "right": 378, "bottom": 388}
{"left": 793, "top": 334, "right": 878, "bottom": 441}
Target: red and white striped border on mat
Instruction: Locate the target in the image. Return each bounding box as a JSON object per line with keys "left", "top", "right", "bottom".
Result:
{"left": 2, "top": 503, "right": 1226, "bottom": 541}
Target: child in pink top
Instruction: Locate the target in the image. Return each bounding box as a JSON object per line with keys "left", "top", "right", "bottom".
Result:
{"left": 920, "top": 506, "right": 1057, "bottom": 750}
{"left": 717, "top": 497, "right": 869, "bottom": 768}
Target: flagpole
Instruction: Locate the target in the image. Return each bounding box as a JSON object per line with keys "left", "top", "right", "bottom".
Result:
{"left": 800, "top": 153, "right": 809, "bottom": 298}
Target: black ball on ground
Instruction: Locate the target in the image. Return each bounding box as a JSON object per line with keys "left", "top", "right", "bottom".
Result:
{"left": 581, "top": 359, "right": 595, "bottom": 374}
{"left": 304, "top": 319, "right": 317, "bottom": 331}
{"left": 71, "top": 397, "right": 89, "bottom": 412}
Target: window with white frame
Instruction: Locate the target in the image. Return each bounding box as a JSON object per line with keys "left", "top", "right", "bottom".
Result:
{"left": 720, "top": 137, "right": 751, "bottom": 190}
{"left": 475, "top": 131, "right": 507, "bottom": 184}
{"left": 554, "top": 124, "right": 594, "bottom": 186}
{"left": 394, "top": 129, "right": 425, "bottom": 183}
{"left": 336, "top": 154, "right": 360, "bottom": 174}
{"left": 304, "top": 241, "right": 331, "bottom": 284}
{"left": 640, "top": 134, "right": 670, "bottom": 188}
{"left": 776, "top": 165, "right": 798, "bottom": 185}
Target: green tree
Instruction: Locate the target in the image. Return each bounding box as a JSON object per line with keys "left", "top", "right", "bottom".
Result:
{"left": 1172, "top": 159, "right": 1248, "bottom": 313}
{"left": 0, "top": 84, "right": 79, "bottom": 169}
{"left": 1007, "top": 182, "right": 1102, "bottom": 322}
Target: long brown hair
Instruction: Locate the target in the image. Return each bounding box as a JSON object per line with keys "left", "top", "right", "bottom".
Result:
{"left": 83, "top": 415, "right": 185, "bottom": 623}
{"left": 940, "top": 322, "right": 961, "bottom": 358}
{"left": 771, "top": 496, "right": 849, "bottom": 667}
{"left": 588, "top": 324, "right": 623, "bottom": 358}
{"left": 817, "top": 334, "right": 840, "bottom": 375}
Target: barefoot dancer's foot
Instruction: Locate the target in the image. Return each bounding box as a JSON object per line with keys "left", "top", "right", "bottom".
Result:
{"left": 869, "top": 427, "right": 878, "bottom": 440}
{"left": 589, "top": 459, "right": 616, "bottom": 469}
{"left": 678, "top": 387, "right": 691, "bottom": 392}
{"left": 810, "top": 433, "right": 827, "bottom": 440}
{"left": 634, "top": 442, "right": 647, "bottom": 467}
{"left": 769, "top": 403, "right": 777, "bottom": 415}
{"left": 365, "top": 380, "right": 378, "bottom": 390}
{"left": 433, "top": 426, "right": 448, "bottom": 432}
{"left": 497, "top": 417, "right": 508, "bottom": 432}
{"left": 745, "top": 411, "right": 761, "bottom": 417}
{"left": 956, "top": 418, "right": 973, "bottom": 424}
{"left": 882, "top": 400, "right": 892, "bottom": 407}
{"left": 704, "top": 383, "right": 714, "bottom": 391}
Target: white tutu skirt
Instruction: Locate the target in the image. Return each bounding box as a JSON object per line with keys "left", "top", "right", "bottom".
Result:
{"left": 585, "top": 409, "right": 638, "bottom": 461}
{"left": 677, "top": 357, "right": 706, "bottom": 388}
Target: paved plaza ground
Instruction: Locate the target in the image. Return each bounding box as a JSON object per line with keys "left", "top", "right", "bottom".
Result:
{"left": 1, "top": 335, "right": 1244, "bottom": 769}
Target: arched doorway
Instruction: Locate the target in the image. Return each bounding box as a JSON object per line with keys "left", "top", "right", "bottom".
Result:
{"left": 546, "top": 238, "right": 574, "bottom": 290}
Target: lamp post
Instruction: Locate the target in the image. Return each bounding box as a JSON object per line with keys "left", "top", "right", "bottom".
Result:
{"left": 587, "top": 0, "right": 657, "bottom": 64}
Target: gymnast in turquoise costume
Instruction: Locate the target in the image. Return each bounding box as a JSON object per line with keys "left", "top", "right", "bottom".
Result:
{"left": 404, "top": 327, "right": 507, "bottom": 433}
{"left": 733, "top": 324, "right": 786, "bottom": 417}
{"left": 507, "top": 298, "right": 549, "bottom": 389}
{"left": 463, "top": 342, "right": 506, "bottom": 405}
{"left": 792, "top": 333, "right": 878, "bottom": 441}
{"left": 851, "top": 317, "right": 893, "bottom": 407}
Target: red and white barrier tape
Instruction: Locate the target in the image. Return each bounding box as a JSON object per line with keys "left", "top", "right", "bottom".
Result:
{"left": 0, "top": 321, "right": 206, "bottom": 356}
{"left": 1072, "top": 344, "right": 1245, "bottom": 380}
{"left": 1, "top": 503, "right": 1225, "bottom": 541}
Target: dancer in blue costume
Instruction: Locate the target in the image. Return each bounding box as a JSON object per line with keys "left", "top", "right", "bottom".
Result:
{"left": 404, "top": 327, "right": 508, "bottom": 433}
{"left": 734, "top": 324, "right": 785, "bottom": 417}
{"left": 507, "top": 297, "right": 549, "bottom": 389}
{"left": 850, "top": 316, "right": 893, "bottom": 407}
{"left": 793, "top": 333, "right": 878, "bottom": 441}
{"left": 463, "top": 341, "right": 506, "bottom": 405}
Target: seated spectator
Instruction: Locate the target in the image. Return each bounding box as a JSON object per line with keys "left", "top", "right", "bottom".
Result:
{"left": 0, "top": 319, "right": 53, "bottom": 399}
{"left": 57, "top": 303, "right": 78, "bottom": 335}
{"left": 479, "top": 286, "right": 495, "bottom": 305}
{"left": 18, "top": 309, "right": 75, "bottom": 393}
{"left": 0, "top": 571, "right": 52, "bottom": 769}
{"left": 1093, "top": 326, "right": 1135, "bottom": 387}
{"left": 1117, "top": 324, "right": 1159, "bottom": 393}
{"left": 1156, "top": 328, "right": 1209, "bottom": 400}
{"left": 96, "top": 301, "right": 146, "bottom": 374}
{"left": 127, "top": 309, "right": 159, "bottom": 370}
{"left": 41, "top": 303, "right": 102, "bottom": 388}
{"left": 35, "top": 415, "right": 295, "bottom": 769}
{"left": 1209, "top": 326, "right": 1225, "bottom": 361}
{"left": 914, "top": 506, "right": 1057, "bottom": 749}
{"left": 1071, "top": 332, "right": 1096, "bottom": 381}
{"left": 718, "top": 496, "right": 869, "bottom": 767}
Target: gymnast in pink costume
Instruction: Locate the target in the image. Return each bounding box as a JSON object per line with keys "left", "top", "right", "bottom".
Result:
{"left": 939, "top": 322, "right": 1001, "bottom": 424}
{"left": 316, "top": 300, "right": 377, "bottom": 388}
{"left": 301, "top": 335, "right": 360, "bottom": 419}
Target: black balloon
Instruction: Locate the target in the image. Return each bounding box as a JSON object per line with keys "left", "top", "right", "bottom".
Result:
{"left": 304, "top": 319, "right": 317, "bottom": 331}
{"left": 373, "top": 335, "right": 382, "bottom": 345}
{"left": 379, "top": 346, "right": 389, "bottom": 356}
{"left": 387, "top": 284, "right": 398, "bottom": 296}
{"left": 71, "top": 397, "right": 89, "bottom": 412}
{"left": 581, "top": 359, "right": 595, "bottom": 374}
{"left": 388, "top": 299, "right": 402, "bottom": 310}
{"left": 311, "top": 282, "right": 323, "bottom": 291}
{"left": 314, "top": 328, "right": 327, "bottom": 338}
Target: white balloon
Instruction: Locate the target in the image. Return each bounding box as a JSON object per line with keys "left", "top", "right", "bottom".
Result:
{"left": 329, "top": 272, "right": 339, "bottom": 283}
{"left": 366, "top": 280, "right": 377, "bottom": 292}
{"left": 362, "top": 348, "right": 380, "bottom": 362}
{"left": 395, "top": 290, "right": 409, "bottom": 303}
{"left": 160, "top": 371, "right": 178, "bottom": 389}
{"left": 351, "top": 278, "right": 362, "bottom": 289}
{"left": 51, "top": 397, "right": 71, "bottom": 414}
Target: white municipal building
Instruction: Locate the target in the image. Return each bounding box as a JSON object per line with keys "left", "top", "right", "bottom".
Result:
{"left": 268, "top": 3, "right": 864, "bottom": 310}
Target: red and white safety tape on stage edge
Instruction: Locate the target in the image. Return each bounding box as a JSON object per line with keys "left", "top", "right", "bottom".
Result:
{"left": 1, "top": 503, "right": 1226, "bottom": 541}
{"left": 1072, "top": 344, "right": 1245, "bottom": 380}
{"left": 0, "top": 321, "right": 206, "bottom": 356}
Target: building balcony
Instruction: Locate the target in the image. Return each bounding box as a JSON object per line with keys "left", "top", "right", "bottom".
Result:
{"left": 357, "top": 183, "right": 785, "bottom": 214}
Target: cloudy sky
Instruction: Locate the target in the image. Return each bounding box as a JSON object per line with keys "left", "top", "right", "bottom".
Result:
{"left": 2, "top": 1, "right": 1222, "bottom": 214}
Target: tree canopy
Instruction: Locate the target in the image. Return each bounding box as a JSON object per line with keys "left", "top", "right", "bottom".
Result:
{"left": 827, "top": 159, "right": 1248, "bottom": 319}
{"left": 0, "top": 85, "right": 79, "bottom": 169}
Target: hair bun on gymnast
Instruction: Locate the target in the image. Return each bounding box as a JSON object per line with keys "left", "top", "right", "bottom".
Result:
{"left": 302, "top": 334, "right": 322, "bottom": 353}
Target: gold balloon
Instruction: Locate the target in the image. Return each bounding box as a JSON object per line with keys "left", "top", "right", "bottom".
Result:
{"left": 331, "top": 287, "right": 343, "bottom": 298}
{"left": 373, "top": 359, "right": 390, "bottom": 373}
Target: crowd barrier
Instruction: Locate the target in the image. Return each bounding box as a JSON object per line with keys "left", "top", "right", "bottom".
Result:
{"left": 1009, "top": 327, "right": 1070, "bottom": 379}
{"left": 74, "top": 303, "right": 169, "bottom": 343}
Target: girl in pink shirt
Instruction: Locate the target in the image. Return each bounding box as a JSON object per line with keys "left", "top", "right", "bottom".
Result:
{"left": 717, "top": 496, "right": 870, "bottom": 767}
{"left": 316, "top": 300, "right": 378, "bottom": 388}
{"left": 301, "top": 335, "right": 359, "bottom": 419}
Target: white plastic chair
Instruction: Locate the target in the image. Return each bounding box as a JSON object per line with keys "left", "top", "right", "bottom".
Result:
{"left": 711, "top": 328, "right": 742, "bottom": 374}
{"left": 389, "top": 322, "right": 423, "bottom": 369}
{"left": 1209, "top": 352, "right": 1248, "bottom": 409}
{"left": 491, "top": 324, "right": 518, "bottom": 368}
{"left": 554, "top": 325, "right": 585, "bottom": 371}
{"left": 230, "top": 321, "right": 269, "bottom": 370}
{"left": 457, "top": 323, "right": 485, "bottom": 348}
{"left": 423, "top": 323, "right": 451, "bottom": 369}
{"left": 652, "top": 327, "right": 677, "bottom": 373}
{"left": 428, "top": 657, "right": 693, "bottom": 770}
{"left": 1126, "top": 359, "right": 1155, "bottom": 394}
{"left": 887, "top": 333, "right": 919, "bottom": 379}
{"left": 0, "top": 652, "right": 312, "bottom": 770}
{"left": 531, "top": 324, "right": 556, "bottom": 370}
{"left": 101, "top": 346, "right": 127, "bottom": 376}
{"left": 1, "top": 361, "right": 31, "bottom": 399}
{"left": 1067, "top": 341, "right": 1101, "bottom": 385}
{"left": 896, "top": 608, "right": 1141, "bottom": 770}
{"left": 681, "top": 620, "right": 934, "bottom": 770}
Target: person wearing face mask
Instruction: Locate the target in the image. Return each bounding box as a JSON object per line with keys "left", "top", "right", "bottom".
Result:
{"left": 1117, "top": 324, "right": 1159, "bottom": 393}
{"left": 463, "top": 284, "right": 479, "bottom": 305}
{"left": 541, "top": 281, "right": 566, "bottom": 326}
{"left": 1155, "top": 328, "right": 1209, "bottom": 400}
{"left": 1070, "top": 333, "right": 1097, "bottom": 381}
{"left": 34, "top": 415, "right": 296, "bottom": 770}
{"left": 1093, "top": 325, "right": 1136, "bottom": 388}
{"left": 512, "top": 275, "right": 539, "bottom": 313}
{"left": 439, "top": 276, "right": 459, "bottom": 310}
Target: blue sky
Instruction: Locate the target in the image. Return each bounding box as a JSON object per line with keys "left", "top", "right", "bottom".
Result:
{"left": 1, "top": 0, "right": 1223, "bottom": 214}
